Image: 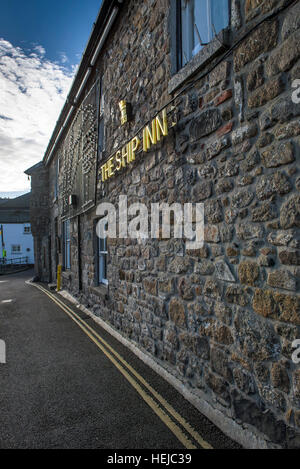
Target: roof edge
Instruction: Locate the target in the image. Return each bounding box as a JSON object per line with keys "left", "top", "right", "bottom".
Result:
{"left": 24, "top": 161, "right": 44, "bottom": 175}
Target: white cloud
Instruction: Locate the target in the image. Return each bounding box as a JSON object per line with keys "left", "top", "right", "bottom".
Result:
{"left": 59, "top": 52, "right": 69, "bottom": 64}
{"left": 0, "top": 38, "right": 75, "bottom": 191}
{"left": 33, "top": 44, "right": 46, "bottom": 56}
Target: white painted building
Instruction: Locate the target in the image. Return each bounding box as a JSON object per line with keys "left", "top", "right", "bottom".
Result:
{"left": 0, "top": 223, "right": 34, "bottom": 264}
{"left": 0, "top": 193, "right": 34, "bottom": 265}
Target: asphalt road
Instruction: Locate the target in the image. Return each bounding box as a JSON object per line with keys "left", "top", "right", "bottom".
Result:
{"left": 0, "top": 270, "right": 241, "bottom": 449}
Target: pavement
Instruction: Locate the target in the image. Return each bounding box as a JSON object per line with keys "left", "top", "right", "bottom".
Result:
{"left": 0, "top": 270, "right": 241, "bottom": 449}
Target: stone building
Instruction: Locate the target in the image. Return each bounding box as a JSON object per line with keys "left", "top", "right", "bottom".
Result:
{"left": 26, "top": 0, "right": 300, "bottom": 448}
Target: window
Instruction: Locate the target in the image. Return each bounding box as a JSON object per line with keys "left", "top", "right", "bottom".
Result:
{"left": 63, "top": 220, "right": 71, "bottom": 270}
{"left": 180, "top": 0, "right": 229, "bottom": 67}
{"left": 97, "top": 234, "right": 108, "bottom": 285}
{"left": 11, "top": 245, "right": 21, "bottom": 254}
{"left": 98, "top": 77, "right": 105, "bottom": 161}
{"left": 54, "top": 158, "right": 60, "bottom": 199}
{"left": 24, "top": 225, "right": 31, "bottom": 234}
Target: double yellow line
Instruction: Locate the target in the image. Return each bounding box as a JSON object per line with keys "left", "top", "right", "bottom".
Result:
{"left": 30, "top": 282, "right": 213, "bottom": 450}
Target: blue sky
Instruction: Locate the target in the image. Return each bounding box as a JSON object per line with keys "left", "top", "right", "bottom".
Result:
{"left": 0, "top": 0, "right": 102, "bottom": 197}
{"left": 0, "top": 0, "right": 102, "bottom": 68}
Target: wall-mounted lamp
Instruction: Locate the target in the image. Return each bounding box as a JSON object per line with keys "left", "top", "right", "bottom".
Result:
{"left": 119, "top": 100, "right": 132, "bottom": 125}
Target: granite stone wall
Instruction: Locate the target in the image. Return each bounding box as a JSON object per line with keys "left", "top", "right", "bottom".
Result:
{"left": 40, "top": 0, "right": 300, "bottom": 447}
{"left": 28, "top": 163, "right": 51, "bottom": 282}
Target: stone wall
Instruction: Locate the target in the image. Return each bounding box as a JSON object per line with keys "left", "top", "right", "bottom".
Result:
{"left": 45, "top": 0, "right": 300, "bottom": 447}
{"left": 28, "top": 163, "right": 51, "bottom": 281}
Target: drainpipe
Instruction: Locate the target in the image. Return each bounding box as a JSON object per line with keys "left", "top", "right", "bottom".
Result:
{"left": 0, "top": 225, "right": 5, "bottom": 259}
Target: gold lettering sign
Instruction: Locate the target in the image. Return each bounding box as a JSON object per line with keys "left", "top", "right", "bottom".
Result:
{"left": 100, "top": 109, "right": 168, "bottom": 183}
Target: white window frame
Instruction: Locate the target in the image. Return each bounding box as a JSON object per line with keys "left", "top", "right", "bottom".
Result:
{"left": 98, "top": 235, "right": 108, "bottom": 285}
{"left": 11, "top": 244, "right": 21, "bottom": 254}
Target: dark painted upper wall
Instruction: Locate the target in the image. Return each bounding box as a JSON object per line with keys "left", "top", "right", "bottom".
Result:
{"left": 0, "top": 193, "right": 31, "bottom": 223}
